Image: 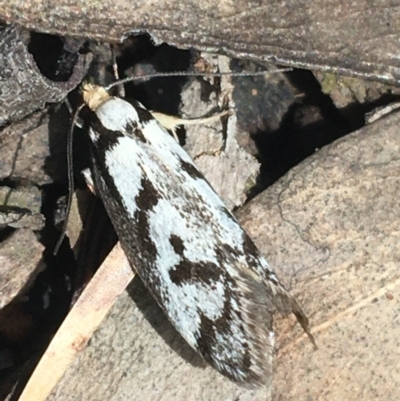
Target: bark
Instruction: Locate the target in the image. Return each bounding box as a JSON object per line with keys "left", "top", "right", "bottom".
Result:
{"left": 0, "top": 0, "right": 399, "bottom": 84}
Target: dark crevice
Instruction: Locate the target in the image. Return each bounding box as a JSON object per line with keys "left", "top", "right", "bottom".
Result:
{"left": 28, "top": 32, "right": 82, "bottom": 82}
{"left": 116, "top": 37, "right": 192, "bottom": 115}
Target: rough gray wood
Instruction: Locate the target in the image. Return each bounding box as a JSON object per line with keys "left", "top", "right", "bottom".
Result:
{"left": 181, "top": 55, "right": 260, "bottom": 210}
{"left": 1, "top": 0, "right": 399, "bottom": 84}
{"left": 0, "top": 229, "right": 44, "bottom": 309}
{"left": 0, "top": 25, "right": 87, "bottom": 126}
{"left": 238, "top": 111, "right": 400, "bottom": 401}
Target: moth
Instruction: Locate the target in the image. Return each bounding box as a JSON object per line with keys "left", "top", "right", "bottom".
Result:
{"left": 79, "top": 82, "right": 314, "bottom": 386}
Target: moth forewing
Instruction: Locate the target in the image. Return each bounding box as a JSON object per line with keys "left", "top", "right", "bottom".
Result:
{"left": 81, "top": 83, "right": 313, "bottom": 386}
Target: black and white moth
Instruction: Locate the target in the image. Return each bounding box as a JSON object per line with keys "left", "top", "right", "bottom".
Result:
{"left": 79, "top": 83, "right": 314, "bottom": 386}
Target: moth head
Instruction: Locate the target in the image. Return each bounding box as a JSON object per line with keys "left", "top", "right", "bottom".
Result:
{"left": 82, "top": 83, "right": 111, "bottom": 111}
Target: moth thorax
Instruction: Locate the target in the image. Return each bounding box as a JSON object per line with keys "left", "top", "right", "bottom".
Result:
{"left": 82, "top": 83, "right": 111, "bottom": 111}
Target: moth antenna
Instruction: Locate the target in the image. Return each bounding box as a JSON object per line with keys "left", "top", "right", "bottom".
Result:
{"left": 53, "top": 102, "right": 86, "bottom": 255}
{"left": 53, "top": 65, "right": 290, "bottom": 252}
{"left": 105, "top": 68, "right": 292, "bottom": 91}
{"left": 64, "top": 98, "right": 84, "bottom": 128}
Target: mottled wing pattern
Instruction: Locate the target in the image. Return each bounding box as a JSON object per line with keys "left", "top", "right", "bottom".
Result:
{"left": 82, "top": 85, "right": 312, "bottom": 386}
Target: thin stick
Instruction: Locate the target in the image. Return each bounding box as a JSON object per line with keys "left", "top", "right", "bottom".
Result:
{"left": 110, "top": 44, "right": 125, "bottom": 98}
{"left": 17, "top": 243, "right": 134, "bottom": 401}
